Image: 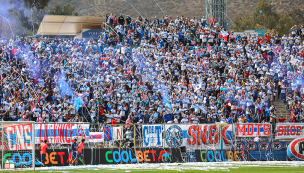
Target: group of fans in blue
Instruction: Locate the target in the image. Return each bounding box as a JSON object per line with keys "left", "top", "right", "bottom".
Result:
{"left": 1, "top": 13, "right": 304, "bottom": 129}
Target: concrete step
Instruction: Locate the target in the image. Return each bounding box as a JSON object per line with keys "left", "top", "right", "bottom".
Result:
{"left": 272, "top": 100, "right": 291, "bottom": 120}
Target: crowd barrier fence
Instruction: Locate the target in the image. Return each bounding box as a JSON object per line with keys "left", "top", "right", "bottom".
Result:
{"left": 2, "top": 122, "right": 304, "bottom": 168}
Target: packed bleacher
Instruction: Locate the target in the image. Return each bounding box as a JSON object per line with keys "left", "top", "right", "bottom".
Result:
{"left": 1, "top": 14, "right": 304, "bottom": 124}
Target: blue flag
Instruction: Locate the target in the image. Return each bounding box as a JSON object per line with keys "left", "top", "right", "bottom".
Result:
{"left": 104, "top": 127, "right": 112, "bottom": 141}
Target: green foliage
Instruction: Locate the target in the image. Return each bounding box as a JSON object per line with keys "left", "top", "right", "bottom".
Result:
{"left": 233, "top": 13, "right": 255, "bottom": 32}
{"left": 7, "top": 0, "right": 49, "bottom": 36}
{"left": 233, "top": 14, "right": 242, "bottom": 32}
{"left": 252, "top": 0, "right": 279, "bottom": 30}
{"left": 9, "top": 0, "right": 50, "bottom": 11}
{"left": 287, "top": 8, "right": 304, "bottom": 27}
{"left": 233, "top": 0, "right": 303, "bottom": 35}
{"left": 275, "top": 13, "right": 296, "bottom": 36}
{"left": 48, "top": 3, "right": 79, "bottom": 16}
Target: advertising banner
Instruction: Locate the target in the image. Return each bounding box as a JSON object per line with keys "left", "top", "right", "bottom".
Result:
{"left": 35, "top": 124, "right": 90, "bottom": 144}
{"left": 3, "top": 148, "right": 181, "bottom": 167}
{"left": 195, "top": 150, "right": 250, "bottom": 162}
{"left": 89, "top": 132, "right": 104, "bottom": 143}
{"left": 275, "top": 123, "right": 304, "bottom": 139}
{"left": 142, "top": 125, "right": 163, "bottom": 147}
{"left": 5, "top": 123, "right": 33, "bottom": 150}
{"left": 163, "top": 124, "right": 233, "bottom": 149}
{"left": 97, "top": 148, "right": 182, "bottom": 164}
{"left": 234, "top": 123, "right": 270, "bottom": 137}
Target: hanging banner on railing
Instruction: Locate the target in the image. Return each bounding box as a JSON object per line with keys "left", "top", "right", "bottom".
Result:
{"left": 275, "top": 123, "right": 304, "bottom": 139}
{"left": 89, "top": 132, "right": 104, "bottom": 142}
{"left": 104, "top": 127, "right": 112, "bottom": 141}
{"left": 35, "top": 123, "right": 90, "bottom": 144}
{"left": 234, "top": 123, "right": 270, "bottom": 137}
{"left": 5, "top": 124, "right": 33, "bottom": 150}
{"left": 113, "top": 127, "right": 124, "bottom": 140}
{"left": 163, "top": 124, "right": 233, "bottom": 149}
{"left": 142, "top": 125, "right": 163, "bottom": 147}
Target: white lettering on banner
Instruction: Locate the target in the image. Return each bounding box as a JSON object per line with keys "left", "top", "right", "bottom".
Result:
{"left": 113, "top": 127, "right": 123, "bottom": 140}
{"left": 142, "top": 125, "right": 162, "bottom": 147}
{"left": 5, "top": 124, "right": 33, "bottom": 150}
{"left": 234, "top": 123, "right": 270, "bottom": 137}
{"left": 35, "top": 124, "right": 90, "bottom": 144}
{"left": 89, "top": 132, "right": 104, "bottom": 142}
{"left": 275, "top": 123, "right": 304, "bottom": 139}
{"left": 163, "top": 124, "right": 233, "bottom": 149}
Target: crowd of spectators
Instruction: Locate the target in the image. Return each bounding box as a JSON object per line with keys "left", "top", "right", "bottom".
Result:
{"left": 1, "top": 14, "right": 304, "bottom": 125}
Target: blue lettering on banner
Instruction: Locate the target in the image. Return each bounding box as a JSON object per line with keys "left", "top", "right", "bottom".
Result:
{"left": 214, "top": 151, "right": 221, "bottom": 162}
{"left": 143, "top": 125, "right": 162, "bottom": 146}
{"left": 207, "top": 151, "right": 214, "bottom": 162}
{"left": 121, "top": 151, "right": 129, "bottom": 162}
{"left": 113, "top": 151, "right": 121, "bottom": 162}
{"left": 129, "top": 150, "right": 137, "bottom": 162}
{"left": 12, "top": 153, "right": 22, "bottom": 166}
{"left": 221, "top": 151, "right": 228, "bottom": 161}
{"left": 5, "top": 153, "right": 41, "bottom": 166}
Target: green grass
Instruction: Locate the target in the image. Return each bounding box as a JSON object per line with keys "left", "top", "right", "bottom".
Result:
{"left": 1, "top": 163, "right": 304, "bottom": 173}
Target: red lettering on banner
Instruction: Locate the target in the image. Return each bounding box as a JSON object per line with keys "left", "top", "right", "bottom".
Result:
{"left": 201, "top": 125, "right": 208, "bottom": 144}
{"left": 296, "top": 126, "right": 301, "bottom": 135}
{"left": 236, "top": 124, "right": 246, "bottom": 136}
{"left": 150, "top": 150, "right": 156, "bottom": 161}
{"left": 187, "top": 125, "right": 197, "bottom": 145}
{"left": 290, "top": 125, "right": 295, "bottom": 135}
{"left": 263, "top": 124, "right": 270, "bottom": 136}
{"left": 277, "top": 126, "right": 283, "bottom": 136}
{"left": 197, "top": 125, "right": 202, "bottom": 145}
{"left": 70, "top": 124, "right": 75, "bottom": 138}
{"left": 197, "top": 125, "right": 208, "bottom": 145}
{"left": 57, "top": 152, "right": 65, "bottom": 164}
{"left": 117, "top": 128, "right": 122, "bottom": 139}
{"left": 66, "top": 124, "right": 71, "bottom": 143}
{"left": 283, "top": 126, "right": 287, "bottom": 135}
{"left": 39, "top": 124, "right": 43, "bottom": 143}
{"left": 283, "top": 126, "right": 290, "bottom": 135}
{"left": 23, "top": 124, "right": 33, "bottom": 149}
{"left": 61, "top": 124, "right": 66, "bottom": 143}
{"left": 222, "top": 126, "right": 229, "bottom": 144}
{"left": 15, "top": 125, "right": 22, "bottom": 149}
{"left": 45, "top": 124, "right": 49, "bottom": 143}
{"left": 256, "top": 124, "right": 262, "bottom": 136}
{"left": 209, "top": 125, "right": 218, "bottom": 144}
{"left": 247, "top": 124, "right": 253, "bottom": 136}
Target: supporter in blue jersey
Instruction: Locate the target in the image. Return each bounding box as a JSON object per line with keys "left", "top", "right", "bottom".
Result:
{"left": 69, "top": 138, "right": 78, "bottom": 165}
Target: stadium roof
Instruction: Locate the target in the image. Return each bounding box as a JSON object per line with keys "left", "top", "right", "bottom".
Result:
{"left": 37, "top": 15, "right": 106, "bottom": 36}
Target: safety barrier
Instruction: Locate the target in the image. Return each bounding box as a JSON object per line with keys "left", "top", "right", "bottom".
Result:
{"left": 3, "top": 122, "right": 303, "bottom": 168}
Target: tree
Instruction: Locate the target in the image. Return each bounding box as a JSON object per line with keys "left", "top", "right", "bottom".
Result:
{"left": 48, "top": 3, "right": 79, "bottom": 16}
{"left": 287, "top": 8, "right": 304, "bottom": 27}
{"left": 275, "top": 13, "right": 296, "bottom": 36}
{"left": 233, "top": 14, "right": 242, "bottom": 32}
{"left": 9, "top": 0, "right": 50, "bottom": 10}
{"left": 252, "top": 0, "right": 279, "bottom": 30}
{"left": 8, "top": 0, "right": 49, "bottom": 36}
{"left": 240, "top": 13, "right": 255, "bottom": 31}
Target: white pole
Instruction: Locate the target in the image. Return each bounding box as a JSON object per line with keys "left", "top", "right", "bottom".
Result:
{"left": 32, "top": 121, "right": 35, "bottom": 170}
{"left": 1, "top": 123, "right": 4, "bottom": 170}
